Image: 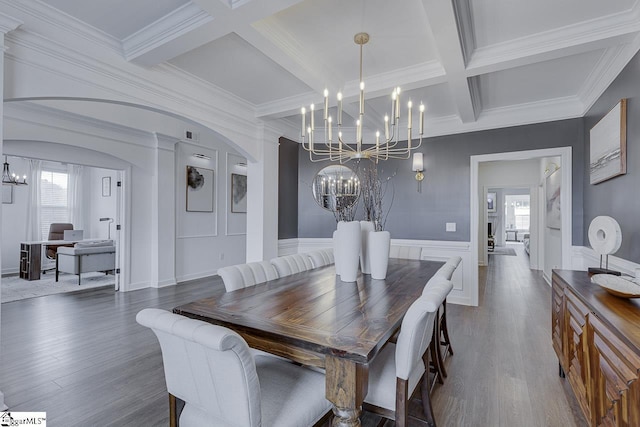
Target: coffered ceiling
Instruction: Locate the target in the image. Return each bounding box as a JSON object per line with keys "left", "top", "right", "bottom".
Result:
{"left": 15, "top": 0, "right": 640, "bottom": 137}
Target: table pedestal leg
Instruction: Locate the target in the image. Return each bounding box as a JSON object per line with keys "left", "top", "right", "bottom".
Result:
{"left": 325, "top": 356, "right": 368, "bottom": 427}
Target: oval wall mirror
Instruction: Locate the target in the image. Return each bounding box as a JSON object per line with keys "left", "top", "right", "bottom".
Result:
{"left": 312, "top": 165, "right": 360, "bottom": 211}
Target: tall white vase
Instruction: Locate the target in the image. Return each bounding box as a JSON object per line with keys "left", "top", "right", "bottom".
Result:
{"left": 333, "top": 229, "right": 342, "bottom": 277}
{"left": 359, "top": 221, "right": 374, "bottom": 274}
{"left": 368, "top": 230, "right": 391, "bottom": 280}
{"left": 337, "top": 221, "right": 361, "bottom": 282}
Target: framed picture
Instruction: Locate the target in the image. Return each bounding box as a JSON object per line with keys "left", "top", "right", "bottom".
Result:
{"left": 231, "top": 173, "right": 247, "bottom": 213}
{"left": 2, "top": 185, "right": 13, "bottom": 204}
{"left": 102, "top": 177, "right": 111, "bottom": 197}
{"left": 487, "top": 192, "right": 496, "bottom": 213}
{"left": 186, "top": 166, "right": 214, "bottom": 212}
{"left": 590, "top": 99, "right": 626, "bottom": 184}
{"left": 546, "top": 168, "right": 561, "bottom": 229}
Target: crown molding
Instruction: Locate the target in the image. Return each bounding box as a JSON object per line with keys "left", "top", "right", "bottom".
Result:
{"left": 423, "top": 96, "right": 583, "bottom": 138}
{"left": 579, "top": 33, "right": 640, "bottom": 113}
{"left": 0, "top": 0, "right": 121, "bottom": 53}
{"left": 123, "top": 3, "right": 213, "bottom": 63}
{"left": 4, "top": 30, "right": 261, "bottom": 157}
{"left": 0, "top": 11, "right": 21, "bottom": 34}
{"left": 466, "top": 5, "right": 640, "bottom": 76}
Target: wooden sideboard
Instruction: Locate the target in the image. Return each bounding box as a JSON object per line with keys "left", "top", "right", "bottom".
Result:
{"left": 552, "top": 270, "right": 640, "bottom": 426}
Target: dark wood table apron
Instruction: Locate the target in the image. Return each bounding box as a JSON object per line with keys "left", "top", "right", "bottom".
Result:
{"left": 174, "top": 258, "right": 443, "bottom": 427}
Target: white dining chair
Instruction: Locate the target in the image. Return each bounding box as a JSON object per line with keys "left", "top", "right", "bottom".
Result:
{"left": 434, "top": 255, "right": 461, "bottom": 280}
{"left": 307, "top": 249, "right": 334, "bottom": 268}
{"left": 136, "top": 308, "right": 332, "bottom": 427}
{"left": 364, "top": 280, "right": 452, "bottom": 427}
{"left": 217, "top": 261, "right": 279, "bottom": 292}
{"left": 270, "top": 254, "right": 314, "bottom": 277}
{"left": 389, "top": 245, "right": 423, "bottom": 260}
{"left": 426, "top": 258, "right": 460, "bottom": 382}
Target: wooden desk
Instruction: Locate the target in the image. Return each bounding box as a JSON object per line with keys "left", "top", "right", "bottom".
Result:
{"left": 20, "top": 239, "right": 104, "bottom": 281}
{"left": 174, "top": 258, "right": 443, "bottom": 426}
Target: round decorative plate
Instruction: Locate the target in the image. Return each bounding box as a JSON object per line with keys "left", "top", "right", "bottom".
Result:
{"left": 591, "top": 274, "right": 640, "bottom": 298}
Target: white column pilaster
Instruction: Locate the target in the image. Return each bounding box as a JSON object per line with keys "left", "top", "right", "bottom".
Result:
{"left": 0, "top": 12, "right": 24, "bottom": 411}
{"left": 150, "top": 133, "right": 178, "bottom": 287}
{"left": 246, "top": 125, "right": 279, "bottom": 262}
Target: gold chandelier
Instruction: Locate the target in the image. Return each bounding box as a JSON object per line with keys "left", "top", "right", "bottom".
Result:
{"left": 300, "top": 32, "right": 424, "bottom": 163}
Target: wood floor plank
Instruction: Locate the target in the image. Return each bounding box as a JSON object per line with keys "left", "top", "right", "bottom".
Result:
{"left": 1, "top": 245, "right": 587, "bottom": 426}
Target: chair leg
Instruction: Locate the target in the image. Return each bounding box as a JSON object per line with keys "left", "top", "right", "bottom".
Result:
{"left": 430, "top": 323, "right": 445, "bottom": 384}
{"left": 395, "top": 378, "right": 409, "bottom": 427}
{"left": 420, "top": 355, "right": 437, "bottom": 427}
{"left": 440, "top": 301, "right": 453, "bottom": 356}
{"left": 55, "top": 255, "right": 59, "bottom": 282}
{"left": 169, "top": 393, "right": 178, "bottom": 427}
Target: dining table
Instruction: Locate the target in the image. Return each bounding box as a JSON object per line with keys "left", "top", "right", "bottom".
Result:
{"left": 173, "top": 257, "right": 443, "bottom": 426}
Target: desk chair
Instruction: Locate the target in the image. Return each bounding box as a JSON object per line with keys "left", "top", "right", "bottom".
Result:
{"left": 136, "top": 309, "right": 332, "bottom": 427}
{"left": 43, "top": 223, "right": 73, "bottom": 274}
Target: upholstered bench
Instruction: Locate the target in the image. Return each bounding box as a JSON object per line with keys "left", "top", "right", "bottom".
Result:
{"left": 56, "top": 240, "right": 115, "bottom": 285}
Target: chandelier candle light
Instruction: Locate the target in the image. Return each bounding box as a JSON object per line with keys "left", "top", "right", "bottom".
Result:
{"left": 2, "top": 156, "right": 27, "bottom": 185}
{"left": 301, "top": 32, "right": 425, "bottom": 163}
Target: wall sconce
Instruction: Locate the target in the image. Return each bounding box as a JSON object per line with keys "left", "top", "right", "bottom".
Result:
{"left": 193, "top": 153, "right": 211, "bottom": 160}
{"left": 412, "top": 153, "right": 424, "bottom": 192}
{"left": 545, "top": 162, "right": 559, "bottom": 176}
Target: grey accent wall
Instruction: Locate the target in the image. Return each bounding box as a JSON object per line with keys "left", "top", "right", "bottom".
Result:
{"left": 298, "top": 119, "right": 585, "bottom": 244}
{"left": 278, "top": 137, "right": 298, "bottom": 239}
{"left": 583, "top": 50, "right": 640, "bottom": 262}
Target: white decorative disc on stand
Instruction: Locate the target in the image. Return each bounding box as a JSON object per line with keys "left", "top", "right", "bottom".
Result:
{"left": 588, "top": 216, "right": 622, "bottom": 255}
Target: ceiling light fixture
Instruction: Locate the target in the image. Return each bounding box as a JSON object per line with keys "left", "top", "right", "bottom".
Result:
{"left": 2, "top": 156, "right": 27, "bottom": 185}
{"left": 300, "top": 32, "right": 424, "bottom": 163}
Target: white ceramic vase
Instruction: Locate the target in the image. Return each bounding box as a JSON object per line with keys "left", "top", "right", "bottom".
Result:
{"left": 337, "top": 221, "right": 361, "bottom": 282}
{"left": 368, "top": 230, "right": 391, "bottom": 280}
{"left": 333, "top": 229, "right": 342, "bottom": 277}
{"left": 359, "top": 221, "right": 374, "bottom": 274}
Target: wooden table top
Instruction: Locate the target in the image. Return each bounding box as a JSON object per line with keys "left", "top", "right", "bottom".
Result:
{"left": 174, "top": 258, "right": 443, "bottom": 365}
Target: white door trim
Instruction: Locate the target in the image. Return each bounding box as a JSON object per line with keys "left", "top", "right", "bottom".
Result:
{"left": 470, "top": 147, "right": 572, "bottom": 306}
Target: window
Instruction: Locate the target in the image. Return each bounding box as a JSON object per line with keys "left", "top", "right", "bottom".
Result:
{"left": 505, "top": 194, "right": 530, "bottom": 231}
{"left": 40, "top": 169, "right": 69, "bottom": 240}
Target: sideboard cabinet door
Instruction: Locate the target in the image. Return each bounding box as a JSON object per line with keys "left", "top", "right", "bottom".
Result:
{"left": 552, "top": 276, "right": 567, "bottom": 368}
{"left": 565, "top": 289, "right": 591, "bottom": 421}
{"left": 589, "top": 314, "right": 640, "bottom": 427}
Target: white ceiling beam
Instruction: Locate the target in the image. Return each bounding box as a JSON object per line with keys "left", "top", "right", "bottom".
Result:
{"left": 466, "top": 9, "right": 640, "bottom": 77}
{"left": 421, "top": 0, "right": 478, "bottom": 123}
{"left": 125, "top": 0, "right": 306, "bottom": 66}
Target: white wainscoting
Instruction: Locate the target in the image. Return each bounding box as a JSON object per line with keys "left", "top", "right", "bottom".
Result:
{"left": 571, "top": 246, "right": 640, "bottom": 278}
{"left": 279, "top": 238, "right": 476, "bottom": 306}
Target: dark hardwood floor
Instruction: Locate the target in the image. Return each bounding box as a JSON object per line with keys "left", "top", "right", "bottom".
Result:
{"left": 1, "top": 244, "right": 586, "bottom": 426}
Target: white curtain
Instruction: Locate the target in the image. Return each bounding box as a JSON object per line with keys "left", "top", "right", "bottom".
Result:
{"left": 25, "top": 159, "right": 42, "bottom": 240}
{"left": 67, "top": 164, "right": 84, "bottom": 231}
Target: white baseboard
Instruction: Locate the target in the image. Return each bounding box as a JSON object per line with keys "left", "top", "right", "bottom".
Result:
{"left": 281, "top": 238, "right": 477, "bottom": 307}
{"left": 1, "top": 267, "right": 19, "bottom": 276}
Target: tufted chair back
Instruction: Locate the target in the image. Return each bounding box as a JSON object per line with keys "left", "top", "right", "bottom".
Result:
{"left": 218, "top": 261, "right": 279, "bottom": 292}
{"left": 270, "top": 254, "right": 314, "bottom": 277}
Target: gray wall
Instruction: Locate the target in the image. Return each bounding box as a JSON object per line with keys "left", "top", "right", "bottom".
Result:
{"left": 278, "top": 137, "right": 298, "bottom": 239}
{"left": 298, "top": 119, "right": 585, "bottom": 243}
{"left": 583, "top": 50, "right": 640, "bottom": 262}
